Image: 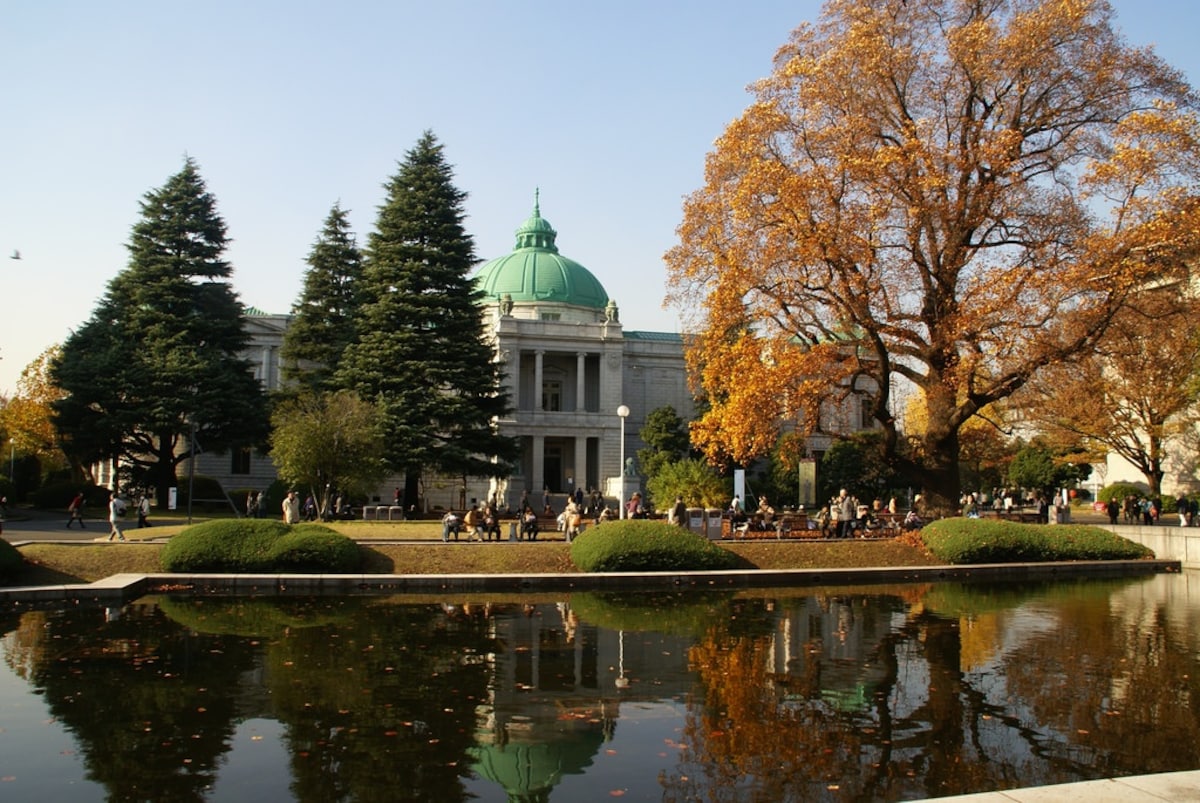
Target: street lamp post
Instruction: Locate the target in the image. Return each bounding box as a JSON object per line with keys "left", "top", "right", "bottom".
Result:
{"left": 617, "top": 405, "right": 630, "bottom": 518}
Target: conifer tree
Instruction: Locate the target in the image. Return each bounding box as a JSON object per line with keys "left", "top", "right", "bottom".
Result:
{"left": 336, "top": 131, "right": 517, "bottom": 508}
{"left": 280, "top": 203, "right": 363, "bottom": 393}
{"left": 51, "top": 158, "right": 268, "bottom": 500}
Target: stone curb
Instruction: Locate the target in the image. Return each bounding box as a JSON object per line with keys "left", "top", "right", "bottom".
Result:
{"left": 0, "top": 559, "right": 1179, "bottom": 606}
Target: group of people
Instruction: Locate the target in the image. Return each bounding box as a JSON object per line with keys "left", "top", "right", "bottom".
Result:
{"left": 727, "top": 488, "right": 921, "bottom": 538}
{"left": 278, "top": 489, "right": 352, "bottom": 523}
{"left": 65, "top": 490, "right": 153, "bottom": 541}
{"left": 441, "top": 500, "right": 504, "bottom": 542}
{"left": 727, "top": 493, "right": 778, "bottom": 532}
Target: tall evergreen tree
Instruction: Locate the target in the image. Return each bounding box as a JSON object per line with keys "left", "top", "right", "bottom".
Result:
{"left": 280, "top": 203, "right": 363, "bottom": 392}
{"left": 336, "top": 131, "right": 517, "bottom": 508}
{"left": 51, "top": 158, "right": 268, "bottom": 501}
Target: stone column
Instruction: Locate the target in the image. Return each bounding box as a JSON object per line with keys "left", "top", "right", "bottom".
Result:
{"left": 575, "top": 351, "right": 587, "bottom": 412}
{"left": 260, "top": 345, "right": 274, "bottom": 389}
{"left": 503, "top": 348, "right": 521, "bottom": 411}
{"left": 531, "top": 434, "right": 545, "bottom": 500}
{"left": 534, "top": 350, "right": 545, "bottom": 412}
{"left": 574, "top": 435, "right": 587, "bottom": 491}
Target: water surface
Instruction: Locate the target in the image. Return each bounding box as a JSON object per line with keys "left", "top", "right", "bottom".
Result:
{"left": 3, "top": 572, "right": 1199, "bottom": 801}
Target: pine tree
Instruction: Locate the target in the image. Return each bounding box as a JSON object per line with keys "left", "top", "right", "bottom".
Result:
{"left": 336, "top": 131, "right": 517, "bottom": 508}
{"left": 280, "top": 203, "right": 363, "bottom": 392}
{"left": 51, "top": 158, "right": 268, "bottom": 501}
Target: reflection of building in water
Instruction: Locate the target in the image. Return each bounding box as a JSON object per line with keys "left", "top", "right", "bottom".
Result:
{"left": 467, "top": 602, "right": 694, "bottom": 800}
{"left": 755, "top": 595, "right": 905, "bottom": 710}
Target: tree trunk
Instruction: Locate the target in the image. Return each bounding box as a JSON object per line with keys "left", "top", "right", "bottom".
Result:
{"left": 914, "top": 380, "right": 964, "bottom": 515}
{"left": 152, "top": 433, "right": 180, "bottom": 507}
{"left": 403, "top": 472, "right": 420, "bottom": 514}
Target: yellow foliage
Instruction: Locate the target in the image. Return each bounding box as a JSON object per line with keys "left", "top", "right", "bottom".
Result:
{"left": 0, "top": 346, "right": 68, "bottom": 472}
{"left": 664, "top": 0, "right": 1200, "bottom": 491}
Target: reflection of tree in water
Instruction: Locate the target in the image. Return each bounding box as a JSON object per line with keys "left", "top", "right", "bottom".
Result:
{"left": 666, "top": 588, "right": 1195, "bottom": 802}
{"left": 1001, "top": 582, "right": 1200, "bottom": 778}
{"left": 8, "top": 601, "right": 256, "bottom": 802}
{"left": 259, "top": 598, "right": 497, "bottom": 803}
{"left": 10, "top": 582, "right": 1198, "bottom": 800}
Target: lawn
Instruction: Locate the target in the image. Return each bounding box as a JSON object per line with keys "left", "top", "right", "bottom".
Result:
{"left": 11, "top": 530, "right": 941, "bottom": 586}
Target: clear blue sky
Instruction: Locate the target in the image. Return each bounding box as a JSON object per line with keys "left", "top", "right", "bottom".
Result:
{"left": 1, "top": 0, "right": 1196, "bottom": 394}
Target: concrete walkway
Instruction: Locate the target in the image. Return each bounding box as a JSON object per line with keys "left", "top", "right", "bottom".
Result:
{"left": 930, "top": 769, "right": 1200, "bottom": 801}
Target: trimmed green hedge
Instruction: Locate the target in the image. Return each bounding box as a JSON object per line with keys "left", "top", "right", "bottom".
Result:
{"left": 0, "top": 538, "right": 24, "bottom": 580}
{"left": 920, "top": 517, "right": 1154, "bottom": 564}
{"left": 1097, "top": 482, "right": 1149, "bottom": 504}
{"left": 160, "top": 519, "right": 361, "bottom": 573}
{"left": 569, "top": 520, "right": 742, "bottom": 572}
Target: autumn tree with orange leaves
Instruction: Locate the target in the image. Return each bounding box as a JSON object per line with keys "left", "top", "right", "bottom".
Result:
{"left": 0, "top": 347, "right": 71, "bottom": 486}
{"left": 1015, "top": 284, "right": 1200, "bottom": 497}
{"left": 665, "top": 0, "right": 1200, "bottom": 511}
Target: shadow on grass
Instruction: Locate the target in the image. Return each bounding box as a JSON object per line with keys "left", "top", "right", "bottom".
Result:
{"left": 358, "top": 546, "right": 396, "bottom": 574}
{"left": 6, "top": 564, "right": 89, "bottom": 586}
{"left": 725, "top": 551, "right": 759, "bottom": 570}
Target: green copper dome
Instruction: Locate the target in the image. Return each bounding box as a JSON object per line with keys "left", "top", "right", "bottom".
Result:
{"left": 475, "top": 193, "right": 609, "bottom": 309}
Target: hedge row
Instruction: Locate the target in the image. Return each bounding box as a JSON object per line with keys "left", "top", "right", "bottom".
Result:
{"left": 569, "top": 520, "right": 742, "bottom": 572}
{"left": 920, "top": 517, "right": 1153, "bottom": 564}
{"left": 159, "top": 519, "right": 361, "bottom": 573}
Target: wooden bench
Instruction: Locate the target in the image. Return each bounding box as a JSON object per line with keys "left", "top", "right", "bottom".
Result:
{"left": 990, "top": 509, "right": 1043, "bottom": 524}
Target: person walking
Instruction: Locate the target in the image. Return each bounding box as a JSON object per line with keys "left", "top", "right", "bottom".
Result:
{"left": 67, "top": 491, "right": 86, "bottom": 528}
{"left": 137, "top": 494, "right": 152, "bottom": 528}
{"left": 282, "top": 491, "right": 301, "bottom": 524}
{"left": 837, "top": 489, "right": 856, "bottom": 538}
{"left": 672, "top": 496, "right": 687, "bottom": 527}
{"left": 108, "top": 492, "right": 127, "bottom": 542}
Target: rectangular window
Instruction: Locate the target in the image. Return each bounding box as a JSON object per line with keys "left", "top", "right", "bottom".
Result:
{"left": 543, "top": 380, "right": 562, "bottom": 412}
{"left": 860, "top": 397, "right": 874, "bottom": 430}
{"left": 540, "top": 312, "right": 561, "bottom": 321}
{"left": 231, "top": 446, "right": 252, "bottom": 475}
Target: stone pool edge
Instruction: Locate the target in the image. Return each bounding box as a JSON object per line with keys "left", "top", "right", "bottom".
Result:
{"left": 0, "top": 558, "right": 1180, "bottom": 606}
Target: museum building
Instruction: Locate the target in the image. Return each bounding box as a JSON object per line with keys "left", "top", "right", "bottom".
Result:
{"left": 187, "top": 199, "right": 695, "bottom": 513}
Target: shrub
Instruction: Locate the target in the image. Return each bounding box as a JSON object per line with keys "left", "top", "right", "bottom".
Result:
{"left": 268, "top": 527, "right": 361, "bottom": 572}
{"left": 0, "top": 538, "right": 24, "bottom": 580}
{"left": 160, "top": 519, "right": 360, "bottom": 573}
{"left": 1097, "top": 482, "right": 1149, "bottom": 504}
{"left": 569, "top": 519, "right": 741, "bottom": 573}
{"left": 920, "top": 517, "right": 1153, "bottom": 564}
{"left": 259, "top": 479, "right": 290, "bottom": 521}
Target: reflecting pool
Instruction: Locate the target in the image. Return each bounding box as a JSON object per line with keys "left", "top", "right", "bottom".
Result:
{"left": 3, "top": 572, "right": 1200, "bottom": 801}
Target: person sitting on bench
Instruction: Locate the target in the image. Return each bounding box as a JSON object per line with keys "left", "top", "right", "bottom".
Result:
{"left": 520, "top": 505, "right": 539, "bottom": 541}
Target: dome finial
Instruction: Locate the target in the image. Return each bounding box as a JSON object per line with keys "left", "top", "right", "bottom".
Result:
{"left": 514, "top": 189, "right": 557, "bottom": 252}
